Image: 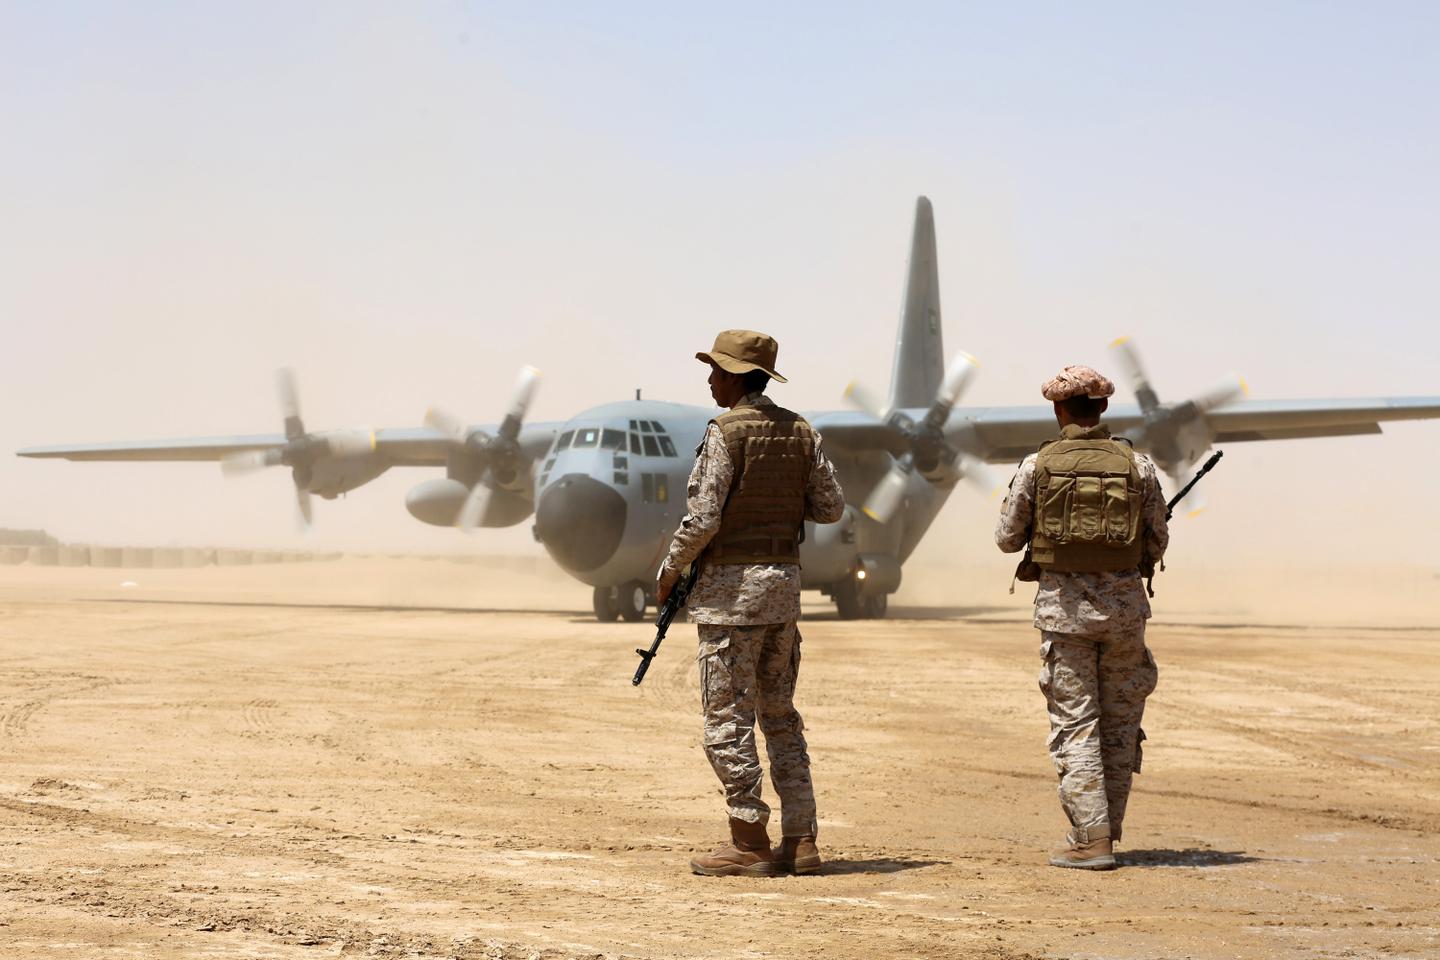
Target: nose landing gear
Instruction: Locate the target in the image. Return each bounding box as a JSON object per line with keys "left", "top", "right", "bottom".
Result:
{"left": 831, "top": 577, "right": 889, "bottom": 620}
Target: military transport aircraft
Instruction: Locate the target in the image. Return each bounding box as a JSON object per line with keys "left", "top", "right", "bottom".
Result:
{"left": 19, "top": 198, "right": 1440, "bottom": 621}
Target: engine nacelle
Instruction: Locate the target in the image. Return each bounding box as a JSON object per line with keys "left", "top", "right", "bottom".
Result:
{"left": 299, "top": 430, "right": 389, "bottom": 498}
{"left": 405, "top": 478, "right": 532, "bottom": 528}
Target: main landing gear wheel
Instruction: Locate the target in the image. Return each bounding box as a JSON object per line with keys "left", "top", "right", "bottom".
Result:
{"left": 833, "top": 579, "right": 888, "bottom": 620}
{"left": 592, "top": 586, "right": 619, "bottom": 622}
{"left": 617, "top": 580, "right": 648, "bottom": 622}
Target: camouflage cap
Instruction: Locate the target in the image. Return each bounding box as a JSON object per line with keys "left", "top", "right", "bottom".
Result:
{"left": 1041, "top": 365, "right": 1115, "bottom": 402}
{"left": 696, "top": 329, "right": 788, "bottom": 383}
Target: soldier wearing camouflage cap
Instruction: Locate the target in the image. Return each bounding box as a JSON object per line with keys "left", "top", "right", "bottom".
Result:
{"left": 995, "top": 364, "right": 1169, "bottom": 870}
{"left": 656, "top": 329, "right": 845, "bottom": 878}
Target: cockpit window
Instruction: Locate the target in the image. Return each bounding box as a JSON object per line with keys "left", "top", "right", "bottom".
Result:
{"left": 555, "top": 430, "right": 574, "bottom": 451}
{"left": 637, "top": 421, "right": 653, "bottom": 433}
{"left": 649, "top": 420, "right": 665, "bottom": 432}
{"left": 658, "top": 435, "right": 677, "bottom": 457}
{"left": 629, "top": 433, "right": 642, "bottom": 454}
{"left": 573, "top": 428, "right": 599, "bottom": 448}
{"left": 642, "top": 435, "right": 660, "bottom": 457}
{"left": 600, "top": 428, "right": 626, "bottom": 450}
{"left": 628, "top": 419, "right": 638, "bottom": 430}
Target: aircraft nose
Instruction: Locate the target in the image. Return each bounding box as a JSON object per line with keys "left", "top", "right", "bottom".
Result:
{"left": 534, "top": 473, "right": 627, "bottom": 573}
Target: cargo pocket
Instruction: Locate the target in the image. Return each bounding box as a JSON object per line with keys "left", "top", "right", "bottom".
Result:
{"left": 1139, "top": 647, "right": 1159, "bottom": 698}
{"left": 698, "top": 633, "right": 739, "bottom": 746}
{"left": 1134, "top": 728, "right": 1147, "bottom": 775}
{"left": 1037, "top": 639, "right": 1053, "bottom": 697}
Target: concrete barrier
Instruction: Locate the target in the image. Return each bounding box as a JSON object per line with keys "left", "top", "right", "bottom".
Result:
{"left": 181, "top": 548, "right": 215, "bottom": 568}
{"left": 215, "top": 550, "right": 254, "bottom": 566}
{"left": 0, "top": 546, "right": 28, "bottom": 565}
{"left": 27, "top": 545, "right": 61, "bottom": 565}
{"left": 91, "top": 547, "right": 124, "bottom": 568}
{"left": 120, "top": 547, "right": 155, "bottom": 568}
{"left": 152, "top": 548, "right": 185, "bottom": 568}
{"left": 58, "top": 546, "right": 91, "bottom": 567}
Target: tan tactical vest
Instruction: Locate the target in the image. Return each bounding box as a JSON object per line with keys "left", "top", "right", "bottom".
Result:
{"left": 1031, "top": 424, "right": 1144, "bottom": 573}
{"left": 708, "top": 402, "right": 816, "bottom": 565}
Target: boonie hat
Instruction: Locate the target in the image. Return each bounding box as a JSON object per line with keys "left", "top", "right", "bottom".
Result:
{"left": 1041, "top": 365, "right": 1115, "bottom": 402}
{"left": 696, "top": 329, "right": 788, "bottom": 383}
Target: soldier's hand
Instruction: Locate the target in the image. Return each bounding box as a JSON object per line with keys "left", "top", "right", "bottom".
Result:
{"left": 656, "top": 568, "right": 679, "bottom": 607}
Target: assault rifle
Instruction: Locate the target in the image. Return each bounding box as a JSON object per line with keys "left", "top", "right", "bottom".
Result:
{"left": 632, "top": 564, "right": 699, "bottom": 686}
{"left": 1141, "top": 450, "right": 1224, "bottom": 597}
{"left": 1166, "top": 450, "right": 1224, "bottom": 520}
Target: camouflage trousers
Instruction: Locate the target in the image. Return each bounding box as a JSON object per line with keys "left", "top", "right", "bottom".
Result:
{"left": 1038, "top": 627, "right": 1158, "bottom": 842}
{"left": 696, "top": 621, "right": 817, "bottom": 837}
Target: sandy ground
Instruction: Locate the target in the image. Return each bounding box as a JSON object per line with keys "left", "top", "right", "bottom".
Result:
{"left": 0, "top": 558, "right": 1437, "bottom": 959}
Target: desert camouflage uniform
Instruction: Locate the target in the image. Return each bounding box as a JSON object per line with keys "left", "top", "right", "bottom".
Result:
{"left": 996, "top": 447, "right": 1168, "bottom": 841}
{"left": 660, "top": 392, "right": 845, "bottom": 836}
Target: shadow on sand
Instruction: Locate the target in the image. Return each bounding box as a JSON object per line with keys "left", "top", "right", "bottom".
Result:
{"left": 818, "top": 856, "right": 947, "bottom": 875}
{"left": 1117, "top": 848, "right": 1262, "bottom": 868}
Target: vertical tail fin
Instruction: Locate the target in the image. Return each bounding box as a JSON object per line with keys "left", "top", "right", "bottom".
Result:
{"left": 888, "top": 196, "right": 945, "bottom": 410}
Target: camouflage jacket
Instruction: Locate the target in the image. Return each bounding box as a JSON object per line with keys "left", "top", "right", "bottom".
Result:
{"left": 995, "top": 447, "right": 1169, "bottom": 634}
{"left": 660, "top": 393, "right": 846, "bottom": 625}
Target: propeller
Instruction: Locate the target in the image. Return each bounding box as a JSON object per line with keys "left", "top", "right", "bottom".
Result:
{"left": 218, "top": 371, "right": 377, "bottom": 532}
{"left": 1108, "top": 337, "right": 1247, "bottom": 515}
{"left": 844, "top": 352, "right": 999, "bottom": 524}
{"left": 425, "top": 365, "right": 541, "bottom": 530}
{"left": 220, "top": 368, "right": 319, "bottom": 527}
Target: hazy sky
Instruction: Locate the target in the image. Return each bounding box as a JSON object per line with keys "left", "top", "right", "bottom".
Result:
{"left": 2, "top": 3, "right": 1437, "bottom": 568}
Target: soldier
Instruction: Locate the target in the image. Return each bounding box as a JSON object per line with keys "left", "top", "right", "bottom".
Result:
{"left": 656, "top": 329, "right": 845, "bottom": 878}
{"left": 995, "top": 364, "right": 1169, "bottom": 870}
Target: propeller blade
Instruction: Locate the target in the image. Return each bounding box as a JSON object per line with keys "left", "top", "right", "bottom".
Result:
{"left": 842, "top": 380, "right": 889, "bottom": 421}
{"left": 957, "top": 453, "right": 1004, "bottom": 498}
{"left": 936, "top": 352, "right": 980, "bottom": 408}
{"left": 456, "top": 473, "right": 494, "bottom": 530}
{"left": 504, "top": 366, "right": 542, "bottom": 425}
{"left": 1108, "top": 337, "right": 1161, "bottom": 415}
{"left": 424, "top": 406, "right": 472, "bottom": 445}
{"left": 1165, "top": 468, "right": 1209, "bottom": 520}
{"left": 861, "top": 460, "right": 912, "bottom": 524}
{"left": 295, "top": 487, "right": 313, "bottom": 527}
{"left": 277, "top": 367, "right": 304, "bottom": 440}
{"left": 1188, "top": 374, "right": 1248, "bottom": 415}
{"left": 221, "top": 448, "right": 282, "bottom": 476}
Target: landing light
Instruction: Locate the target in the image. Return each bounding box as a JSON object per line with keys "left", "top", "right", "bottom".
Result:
{"left": 855, "top": 569, "right": 867, "bottom": 581}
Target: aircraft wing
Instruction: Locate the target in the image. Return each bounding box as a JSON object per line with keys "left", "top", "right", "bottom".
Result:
{"left": 17, "top": 434, "right": 289, "bottom": 462}
{"left": 17, "top": 423, "right": 562, "bottom": 467}
{"left": 812, "top": 397, "right": 1440, "bottom": 466}
{"left": 967, "top": 397, "right": 1440, "bottom": 464}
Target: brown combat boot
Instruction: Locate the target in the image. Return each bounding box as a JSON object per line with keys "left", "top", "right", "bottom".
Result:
{"left": 774, "top": 835, "right": 822, "bottom": 875}
{"left": 1048, "top": 824, "right": 1116, "bottom": 870}
{"left": 689, "top": 818, "right": 780, "bottom": 877}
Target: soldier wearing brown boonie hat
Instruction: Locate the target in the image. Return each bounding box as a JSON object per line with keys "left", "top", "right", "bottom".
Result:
{"left": 695, "top": 329, "right": 789, "bottom": 383}
{"left": 656, "top": 329, "right": 844, "bottom": 879}
{"left": 995, "top": 363, "right": 1169, "bottom": 871}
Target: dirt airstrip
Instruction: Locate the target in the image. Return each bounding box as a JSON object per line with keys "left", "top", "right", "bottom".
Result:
{"left": 0, "top": 558, "right": 1436, "bottom": 959}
